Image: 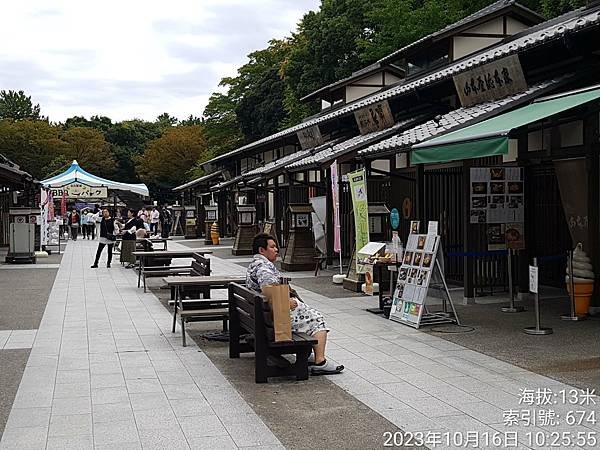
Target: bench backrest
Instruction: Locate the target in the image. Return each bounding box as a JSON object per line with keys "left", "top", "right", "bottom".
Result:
{"left": 191, "top": 254, "right": 211, "bottom": 276}
{"left": 229, "top": 282, "right": 274, "bottom": 341}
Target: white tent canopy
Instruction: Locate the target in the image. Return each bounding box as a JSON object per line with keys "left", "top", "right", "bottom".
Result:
{"left": 41, "top": 160, "right": 149, "bottom": 197}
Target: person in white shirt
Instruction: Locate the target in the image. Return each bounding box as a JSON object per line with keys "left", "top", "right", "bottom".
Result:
{"left": 150, "top": 206, "right": 160, "bottom": 235}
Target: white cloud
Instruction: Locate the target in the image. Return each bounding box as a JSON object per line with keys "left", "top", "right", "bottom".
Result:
{"left": 0, "top": 0, "right": 320, "bottom": 122}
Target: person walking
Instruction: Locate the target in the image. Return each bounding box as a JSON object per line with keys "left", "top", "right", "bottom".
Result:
{"left": 161, "top": 207, "right": 172, "bottom": 238}
{"left": 80, "top": 209, "right": 89, "bottom": 239}
{"left": 86, "top": 209, "right": 95, "bottom": 239}
{"left": 121, "top": 209, "right": 144, "bottom": 268}
{"left": 92, "top": 208, "right": 101, "bottom": 240}
{"left": 69, "top": 209, "right": 80, "bottom": 240}
{"left": 150, "top": 206, "right": 160, "bottom": 236}
{"left": 91, "top": 209, "right": 116, "bottom": 268}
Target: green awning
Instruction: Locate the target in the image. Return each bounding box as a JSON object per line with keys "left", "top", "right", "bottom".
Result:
{"left": 411, "top": 85, "right": 600, "bottom": 164}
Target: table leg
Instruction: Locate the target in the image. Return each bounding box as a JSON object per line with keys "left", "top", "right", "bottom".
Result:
{"left": 137, "top": 256, "right": 143, "bottom": 288}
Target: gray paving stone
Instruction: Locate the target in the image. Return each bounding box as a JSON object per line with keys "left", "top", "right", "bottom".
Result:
{"left": 46, "top": 435, "right": 94, "bottom": 450}
{"left": 125, "top": 378, "right": 163, "bottom": 394}
{"left": 93, "top": 419, "right": 139, "bottom": 445}
{"left": 137, "top": 428, "right": 190, "bottom": 450}
{"left": 133, "top": 408, "right": 178, "bottom": 430}
{"left": 169, "top": 398, "right": 214, "bottom": 418}
{"left": 187, "top": 435, "right": 238, "bottom": 450}
{"left": 52, "top": 396, "right": 92, "bottom": 415}
{"left": 53, "top": 381, "right": 91, "bottom": 399}
{"left": 129, "top": 392, "right": 171, "bottom": 412}
{"left": 92, "top": 386, "right": 129, "bottom": 405}
{"left": 48, "top": 413, "right": 93, "bottom": 437}
{"left": 56, "top": 369, "right": 90, "bottom": 385}
{"left": 93, "top": 401, "right": 135, "bottom": 424}
{"left": 178, "top": 414, "right": 228, "bottom": 439}
{"left": 0, "top": 425, "right": 47, "bottom": 450}
{"left": 5, "top": 407, "right": 51, "bottom": 429}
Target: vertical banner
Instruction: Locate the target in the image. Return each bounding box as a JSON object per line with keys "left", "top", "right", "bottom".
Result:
{"left": 330, "top": 162, "right": 341, "bottom": 254}
{"left": 40, "top": 189, "right": 48, "bottom": 247}
{"left": 348, "top": 168, "right": 370, "bottom": 273}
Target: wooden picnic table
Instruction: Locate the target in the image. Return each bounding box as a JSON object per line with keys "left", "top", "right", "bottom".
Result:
{"left": 133, "top": 249, "right": 213, "bottom": 291}
{"left": 165, "top": 276, "right": 246, "bottom": 346}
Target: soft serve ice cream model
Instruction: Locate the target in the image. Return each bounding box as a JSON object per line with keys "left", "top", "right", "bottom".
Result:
{"left": 566, "top": 243, "right": 594, "bottom": 315}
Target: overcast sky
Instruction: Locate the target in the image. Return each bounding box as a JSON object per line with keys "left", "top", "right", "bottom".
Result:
{"left": 0, "top": 0, "right": 320, "bottom": 123}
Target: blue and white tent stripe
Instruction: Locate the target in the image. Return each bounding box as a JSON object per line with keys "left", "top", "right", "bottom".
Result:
{"left": 41, "top": 160, "right": 149, "bottom": 197}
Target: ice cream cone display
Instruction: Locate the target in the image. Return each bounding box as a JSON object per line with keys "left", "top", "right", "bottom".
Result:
{"left": 565, "top": 243, "right": 594, "bottom": 315}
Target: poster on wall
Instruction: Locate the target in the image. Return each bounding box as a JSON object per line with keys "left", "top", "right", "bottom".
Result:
{"left": 389, "top": 224, "right": 440, "bottom": 326}
{"left": 470, "top": 167, "right": 525, "bottom": 250}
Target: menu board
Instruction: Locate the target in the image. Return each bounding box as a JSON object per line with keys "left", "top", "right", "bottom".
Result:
{"left": 470, "top": 167, "right": 525, "bottom": 250}
{"left": 389, "top": 224, "right": 440, "bottom": 326}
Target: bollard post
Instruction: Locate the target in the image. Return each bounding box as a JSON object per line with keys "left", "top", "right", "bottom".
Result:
{"left": 502, "top": 249, "right": 525, "bottom": 313}
{"left": 524, "top": 257, "right": 553, "bottom": 335}
{"left": 561, "top": 249, "right": 586, "bottom": 321}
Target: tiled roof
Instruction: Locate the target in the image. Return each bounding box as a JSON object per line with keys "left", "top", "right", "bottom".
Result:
{"left": 172, "top": 170, "right": 223, "bottom": 192}
{"left": 211, "top": 174, "right": 244, "bottom": 192}
{"left": 286, "top": 115, "right": 428, "bottom": 170}
{"left": 358, "top": 76, "right": 570, "bottom": 156}
{"left": 378, "top": 0, "right": 542, "bottom": 65}
{"left": 241, "top": 149, "right": 313, "bottom": 178}
{"left": 203, "top": 5, "right": 600, "bottom": 168}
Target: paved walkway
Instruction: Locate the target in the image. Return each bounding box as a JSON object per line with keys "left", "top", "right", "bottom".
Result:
{"left": 0, "top": 240, "right": 282, "bottom": 450}
{"left": 1, "top": 239, "right": 598, "bottom": 449}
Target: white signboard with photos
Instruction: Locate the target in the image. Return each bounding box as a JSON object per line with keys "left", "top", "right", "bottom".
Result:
{"left": 389, "top": 221, "right": 459, "bottom": 328}
{"left": 389, "top": 223, "right": 440, "bottom": 326}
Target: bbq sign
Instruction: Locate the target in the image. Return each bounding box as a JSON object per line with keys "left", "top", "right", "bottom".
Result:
{"left": 453, "top": 55, "right": 527, "bottom": 107}
{"left": 50, "top": 182, "right": 108, "bottom": 199}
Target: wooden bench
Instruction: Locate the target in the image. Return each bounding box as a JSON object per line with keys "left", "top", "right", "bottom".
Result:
{"left": 167, "top": 275, "right": 246, "bottom": 346}
{"left": 141, "top": 265, "right": 192, "bottom": 292}
{"left": 228, "top": 282, "right": 317, "bottom": 383}
{"left": 168, "top": 253, "right": 211, "bottom": 301}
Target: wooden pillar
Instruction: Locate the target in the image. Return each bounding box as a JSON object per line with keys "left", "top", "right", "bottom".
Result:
{"left": 325, "top": 167, "right": 334, "bottom": 265}
{"left": 462, "top": 160, "right": 474, "bottom": 302}
{"left": 274, "top": 176, "right": 282, "bottom": 246}
{"left": 415, "top": 164, "right": 425, "bottom": 221}
{"left": 518, "top": 134, "right": 533, "bottom": 296}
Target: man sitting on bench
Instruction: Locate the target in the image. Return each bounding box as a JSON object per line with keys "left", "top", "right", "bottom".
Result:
{"left": 246, "top": 233, "right": 344, "bottom": 375}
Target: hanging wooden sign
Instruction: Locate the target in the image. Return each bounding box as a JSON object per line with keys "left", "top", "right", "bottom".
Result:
{"left": 296, "top": 125, "right": 324, "bottom": 150}
{"left": 354, "top": 100, "right": 395, "bottom": 135}
{"left": 453, "top": 55, "right": 527, "bottom": 107}
{"left": 50, "top": 182, "right": 108, "bottom": 199}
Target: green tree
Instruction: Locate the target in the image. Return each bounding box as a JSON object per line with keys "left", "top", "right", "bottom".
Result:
{"left": 202, "top": 92, "right": 244, "bottom": 158}
{"left": 0, "top": 90, "right": 42, "bottom": 120}
{"left": 63, "top": 115, "right": 113, "bottom": 133}
{"left": 155, "top": 112, "right": 178, "bottom": 130}
{"left": 179, "top": 115, "right": 203, "bottom": 126}
{"left": 135, "top": 125, "right": 210, "bottom": 190}
{"left": 0, "top": 119, "right": 66, "bottom": 178}
{"left": 61, "top": 127, "right": 116, "bottom": 177}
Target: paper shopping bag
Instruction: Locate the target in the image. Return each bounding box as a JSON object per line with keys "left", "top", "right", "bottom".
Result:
{"left": 261, "top": 284, "right": 292, "bottom": 342}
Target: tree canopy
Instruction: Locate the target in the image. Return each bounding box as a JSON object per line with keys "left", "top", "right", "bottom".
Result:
{"left": 0, "top": 0, "right": 588, "bottom": 201}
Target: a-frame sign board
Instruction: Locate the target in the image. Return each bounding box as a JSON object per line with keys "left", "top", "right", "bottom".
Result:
{"left": 388, "top": 221, "right": 460, "bottom": 329}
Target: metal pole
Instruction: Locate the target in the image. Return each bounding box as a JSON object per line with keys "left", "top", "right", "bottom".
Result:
{"left": 561, "top": 248, "right": 586, "bottom": 321}
{"left": 502, "top": 249, "right": 525, "bottom": 313}
{"left": 524, "top": 257, "right": 553, "bottom": 335}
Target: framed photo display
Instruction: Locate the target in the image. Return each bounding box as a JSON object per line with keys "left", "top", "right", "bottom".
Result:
{"left": 389, "top": 230, "right": 440, "bottom": 326}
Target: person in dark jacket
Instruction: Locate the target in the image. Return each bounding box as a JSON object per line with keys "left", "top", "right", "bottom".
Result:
{"left": 120, "top": 209, "right": 144, "bottom": 268}
{"left": 91, "top": 209, "right": 116, "bottom": 268}
{"left": 69, "top": 209, "right": 80, "bottom": 240}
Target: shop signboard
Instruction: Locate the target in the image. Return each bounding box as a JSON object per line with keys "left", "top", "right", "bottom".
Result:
{"left": 51, "top": 182, "right": 108, "bottom": 199}
{"left": 348, "top": 168, "right": 370, "bottom": 273}
{"left": 390, "top": 208, "right": 400, "bottom": 230}
{"left": 453, "top": 55, "right": 527, "bottom": 107}
{"left": 354, "top": 100, "right": 395, "bottom": 135}
{"left": 470, "top": 167, "right": 525, "bottom": 251}
{"left": 296, "top": 125, "right": 323, "bottom": 150}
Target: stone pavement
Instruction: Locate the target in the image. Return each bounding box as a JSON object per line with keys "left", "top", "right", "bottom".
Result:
{"left": 1, "top": 239, "right": 598, "bottom": 449}
{"left": 0, "top": 240, "right": 282, "bottom": 450}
